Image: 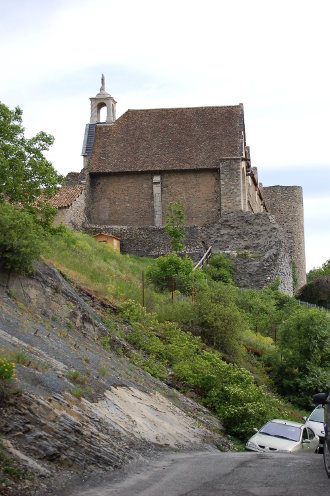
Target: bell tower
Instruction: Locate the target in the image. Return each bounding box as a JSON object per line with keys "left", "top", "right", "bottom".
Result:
{"left": 82, "top": 75, "right": 116, "bottom": 164}
{"left": 89, "top": 74, "right": 116, "bottom": 124}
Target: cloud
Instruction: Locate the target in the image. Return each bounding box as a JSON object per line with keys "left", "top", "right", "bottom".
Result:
{"left": 1, "top": 0, "right": 330, "bottom": 273}
{"left": 305, "top": 234, "right": 330, "bottom": 271}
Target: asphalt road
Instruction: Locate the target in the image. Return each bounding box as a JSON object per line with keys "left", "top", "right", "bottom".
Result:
{"left": 63, "top": 450, "right": 329, "bottom": 496}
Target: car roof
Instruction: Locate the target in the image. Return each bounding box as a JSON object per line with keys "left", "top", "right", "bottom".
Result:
{"left": 310, "top": 404, "right": 324, "bottom": 411}
{"left": 268, "top": 419, "right": 303, "bottom": 428}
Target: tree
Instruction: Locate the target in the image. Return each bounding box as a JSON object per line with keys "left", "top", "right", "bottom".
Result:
{"left": 269, "top": 307, "right": 330, "bottom": 407}
{"left": 307, "top": 259, "right": 330, "bottom": 283}
{"left": 0, "top": 202, "right": 45, "bottom": 274}
{"left": 190, "top": 282, "right": 244, "bottom": 360}
{"left": 165, "top": 200, "right": 185, "bottom": 253}
{"left": 146, "top": 253, "right": 200, "bottom": 294}
{"left": 278, "top": 307, "right": 329, "bottom": 368}
{"left": 0, "top": 102, "right": 63, "bottom": 225}
{"left": 298, "top": 276, "right": 330, "bottom": 309}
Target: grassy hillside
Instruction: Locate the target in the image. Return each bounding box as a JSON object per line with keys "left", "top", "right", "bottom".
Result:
{"left": 1, "top": 218, "right": 329, "bottom": 441}
{"left": 41, "top": 229, "right": 329, "bottom": 436}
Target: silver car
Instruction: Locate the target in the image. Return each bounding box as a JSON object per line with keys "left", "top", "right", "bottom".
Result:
{"left": 245, "top": 419, "right": 319, "bottom": 454}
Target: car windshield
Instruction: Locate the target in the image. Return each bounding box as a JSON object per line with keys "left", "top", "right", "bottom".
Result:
{"left": 309, "top": 407, "right": 324, "bottom": 423}
{"left": 259, "top": 422, "right": 301, "bottom": 442}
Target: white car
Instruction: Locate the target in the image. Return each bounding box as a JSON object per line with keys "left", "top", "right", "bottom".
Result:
{"left": 303, "top": 405, "right": 325, "bottom": 440}
{"left": 245, "top": 419, "right": 319, "bottom": 454}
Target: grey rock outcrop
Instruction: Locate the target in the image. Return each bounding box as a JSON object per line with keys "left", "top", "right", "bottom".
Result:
{"left": 0, "top": 263, "right": 228, "bottom": 495}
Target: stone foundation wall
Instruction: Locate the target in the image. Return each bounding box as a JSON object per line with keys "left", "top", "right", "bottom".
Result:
{"left": 85, "top": 211, "right": 293, "bottom": 295}
{"left": 86, "top": 224, "right": 204, "bottom": 260}
{"left": 201, "top": 212, "right": 293, "bottom": 295}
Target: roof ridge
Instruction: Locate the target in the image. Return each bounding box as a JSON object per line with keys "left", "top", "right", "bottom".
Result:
{"left": 125, "top": 105, "right": 242, "bottom": 113}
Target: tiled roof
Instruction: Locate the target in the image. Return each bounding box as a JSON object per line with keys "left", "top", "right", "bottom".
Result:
{"left": 50, "top": 185, "right": 85, "bottom": 208}
{"left": 90, "top": 105, "right": 244, "bottom": 173}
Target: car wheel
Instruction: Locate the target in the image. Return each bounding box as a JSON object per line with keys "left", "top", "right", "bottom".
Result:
{"left": 324, "top": 441, "right": 330, "bottom": 478}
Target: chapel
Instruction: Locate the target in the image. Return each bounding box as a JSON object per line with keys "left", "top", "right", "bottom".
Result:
{"left": 52, "top": 76, "right": 306, "bottom": 294}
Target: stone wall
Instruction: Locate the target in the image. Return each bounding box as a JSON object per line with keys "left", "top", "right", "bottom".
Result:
{"left": 85, "top": 211, "right": 293, "bottom": 295}
{"left": 219, "top": 159, "right": 242, "bottom": 213}
{"left": 201, "top": 212, "right": 293, "bottom": 295}
{"left": 161, "top": 170, "right": 220, "bottom": 226}
{"left": 88, "top": 170, "right": 220, "bottom": 227}
{"left": 86, "top": 224, "right": 204, "bottom": 259}
{"left": 89, "top": 172, "right": 154, "bottom": 226}
{"left": 64, "top": 170, "right": 87, "bottom": 186}
{"left": 54, "top": 190, "right": 86, "bottom": 230}
{"left": 247, "top": 176, "right": 263, "bottom": 213}
{"left": 263, "top": 186, "right": 306, "bottom": 291}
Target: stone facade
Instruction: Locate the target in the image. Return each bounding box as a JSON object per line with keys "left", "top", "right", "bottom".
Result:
{"left": 219, "top": 159, "right": 243, "bottom": 213}
{"left": 88, "top": 172, "right": 154, "bottom": 226}
{"left": 87, "top": 169, "right": 221, "bottom": 227}
{"left": 161, "top": 170, "right": 221, "bottom": 226}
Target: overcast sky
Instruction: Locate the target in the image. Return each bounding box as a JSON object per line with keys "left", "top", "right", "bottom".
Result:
{"left": 1, "top": 0, "right": 329, "bottom": 272}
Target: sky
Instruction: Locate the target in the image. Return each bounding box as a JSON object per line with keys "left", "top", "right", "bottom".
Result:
{"left": 1, "top": 0, "right": 329, "bottom": 272}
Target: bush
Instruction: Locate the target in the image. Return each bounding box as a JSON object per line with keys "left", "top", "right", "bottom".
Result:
{"left": 0, "top": 203, "right": 45, "bottom": 274}
{"left": 188, "top": 283, "right": 244, "bottom": 360}
{"left": 0, "top": 356, "right": 16, "bottom": 405}
{"left": 203, "top": 253, "right": 234, "bottom": 284}
{"left": 0, "top": 357, "right": 16, "bottom": 381}
{"left": 146, "top": 254, "right": 204, "bottom": 294}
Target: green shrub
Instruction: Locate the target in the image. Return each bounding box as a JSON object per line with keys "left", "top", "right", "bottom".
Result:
{"left": 9, "top": 350, "right": 30, "bottom": 366}
{"left": 292, "top": 261, "right": 298, "bottom": 291}
{"left": 66, "top": 369, "right": 88, "bottom": 385}
{"left": 187, "top": 283, "right": 244, "bottom": 360}
{"left": 0, "top": 203, "right": 45, "bottom": 274}
{"left": 203, "top": 253, "right": 234, "bottom": 284}
{"left": 98, "top": 365, "right": 108, "bottom": 376}
{"left": 0, "top": 356, "right": 17, "bottom": 405}
{"left": 146, "top": 254, "right": 202, "bottom": 294}
{"left": 0, "top": 357, "right": 16, "bottom": 381}
{"left": 69, "top": 387, "right": 84, "bottom": 399}
{"left": 130, "top": 351, "right": 167, "bottom": 379}
{"left": 241, "top": 329, "right": 275, "bottom": 356}
{"left": 307, "top": 258, "right": 330, "bottom": 283}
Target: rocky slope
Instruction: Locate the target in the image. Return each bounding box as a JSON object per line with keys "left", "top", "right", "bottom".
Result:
{"left": 0, "top": 262, "right": 228, "bottom": 495}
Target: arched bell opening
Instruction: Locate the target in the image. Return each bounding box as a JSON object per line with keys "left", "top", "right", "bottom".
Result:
{"left": 97, "top": 102, "right": 107, "bottom": 123}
